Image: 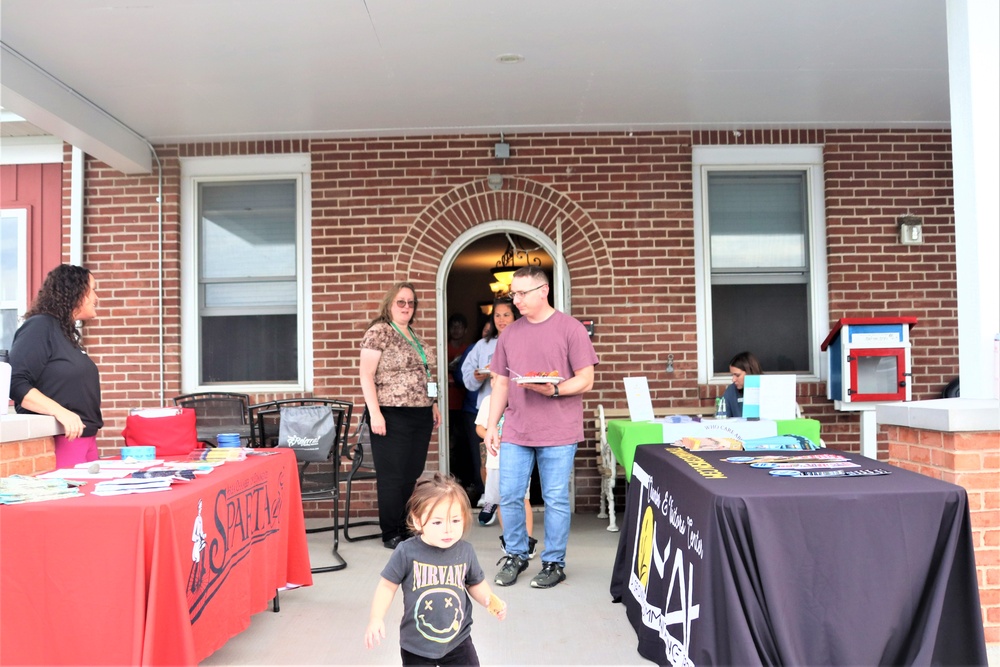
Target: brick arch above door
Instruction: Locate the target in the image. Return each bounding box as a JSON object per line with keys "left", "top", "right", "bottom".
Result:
{"left": 392, "top": 177, "right": 612, "bottom": 291}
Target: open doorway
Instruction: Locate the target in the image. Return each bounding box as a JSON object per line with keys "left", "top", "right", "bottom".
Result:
{"left": 442, "top": 229, "right": 556, "bottom": 503}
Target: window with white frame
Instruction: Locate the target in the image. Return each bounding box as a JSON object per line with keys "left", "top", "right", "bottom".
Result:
{"left": 693, "top": 146, "right": 828, "bottom": 382}
{"left": 180, "top": 155, "right": 312, "bottom": 391}
{"left": 0, "top": 208, "right": 28, "bottom": 351}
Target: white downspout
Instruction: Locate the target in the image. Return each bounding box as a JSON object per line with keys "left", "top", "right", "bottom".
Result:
{"left": 69, "top": 147, "right": 84, "bottom": 265}
{"left": 145, "top": 146, "right": 164, "bottom": 404}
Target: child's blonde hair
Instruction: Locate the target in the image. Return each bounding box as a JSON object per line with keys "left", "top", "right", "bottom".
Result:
{"left": 405, "top": 473, "right": 472, "bottom": 536}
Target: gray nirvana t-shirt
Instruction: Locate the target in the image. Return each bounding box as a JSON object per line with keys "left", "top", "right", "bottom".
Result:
{"left": 381, "top": 536, "right": 486, "bottom": 660}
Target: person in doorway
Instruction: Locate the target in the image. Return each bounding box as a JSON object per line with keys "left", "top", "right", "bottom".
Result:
{"left": 484, "top": 266, "right": 598, "bottom": 589}
{"left": 459, "top": 299, "right": 518, "bottom": 504}
{"left": 360, "top": 281, "right": 442, "bottom": 549}
{"left": 721, "top": 351, "right": 762, "bottom": 418}
{"left": 9, "top": 264, "right": 104, "bottom": 467}
{"left": 446, "top": 313, "right": 473, "bottom": 491}
{"left": 475, "top": 372, "right": 537, "bottom": 559}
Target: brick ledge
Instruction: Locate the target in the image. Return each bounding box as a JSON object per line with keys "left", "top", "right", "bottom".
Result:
{"left": 876, "top": 398, "right": 999, "bottom": 433}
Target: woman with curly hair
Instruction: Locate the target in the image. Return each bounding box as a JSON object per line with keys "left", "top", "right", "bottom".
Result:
{"left": 9, "top": 264, "right": 103, "bottom": 466}
{"left": 359, "top": 281, "right": 441, "bottom": 549}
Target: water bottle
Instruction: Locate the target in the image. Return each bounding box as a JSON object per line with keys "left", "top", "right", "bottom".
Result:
{"left": 0, "top": 349, "right": 11, "bottom": 416}
{"left": 715, "top": 396, "right": 727, "bottom": 419}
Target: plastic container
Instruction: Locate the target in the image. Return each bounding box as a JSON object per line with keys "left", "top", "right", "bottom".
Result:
{"left": 0, "top": 349, "right": 11, "bottom": 416}
{"left": 121, "top": 446, "right": 156, "bottom": 460}
{"left": 216, "top": 433, "right": 242, "bottom": 448}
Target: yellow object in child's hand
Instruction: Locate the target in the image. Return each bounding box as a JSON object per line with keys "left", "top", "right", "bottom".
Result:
{"left": 488, "top": 593, "right": 506, "bottom": 619}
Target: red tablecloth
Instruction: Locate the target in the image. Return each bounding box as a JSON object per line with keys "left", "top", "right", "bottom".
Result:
{"left": 0, "top": 449, "right": 313, "bottom": 665}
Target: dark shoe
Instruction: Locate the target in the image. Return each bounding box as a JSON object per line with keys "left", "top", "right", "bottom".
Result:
{"left": 383, "top": 535, "right": 405, "bottom": 550}
{"left": 494, "top": 554, "right": 529, "bottom": 587}
{"left": 530, "top": 561, "right": 566, "bottom": 589}
{"left": 478, "top": 503, "right": 498, "bottom": 526}
{"left": 500, "top": 535, "right": 538, "bottom": 559}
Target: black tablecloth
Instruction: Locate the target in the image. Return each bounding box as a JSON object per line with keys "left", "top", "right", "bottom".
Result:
{"left": 610, "top": 446, "right": 987, "bottom": 666}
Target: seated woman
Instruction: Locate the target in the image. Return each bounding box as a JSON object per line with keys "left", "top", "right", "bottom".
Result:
{"left": 721, "top": 351, "right": 762, "bottom": 418}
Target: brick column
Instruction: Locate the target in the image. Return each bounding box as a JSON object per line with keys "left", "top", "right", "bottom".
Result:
{"left": 886, "top": 425, "right": 1000, "bottom": 645}
{"left": 0, "top": 437, "right": 57, "bottom": 477}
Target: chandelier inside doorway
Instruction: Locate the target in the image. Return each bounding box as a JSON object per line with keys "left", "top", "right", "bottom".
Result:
{"left": 489, "top": 234, "right": 541, "bottom": 297}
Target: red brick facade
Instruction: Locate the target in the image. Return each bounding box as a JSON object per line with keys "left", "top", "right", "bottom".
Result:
{"left": 0, "top": 437, "right": 56, "bottom": 478}
{"left": 61, "top": 129, "right": 957, "bottom": 515}
{"left": 887, "top": 426, "right": 1000, "bottom": 644}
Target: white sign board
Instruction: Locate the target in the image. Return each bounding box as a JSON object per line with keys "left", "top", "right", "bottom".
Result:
{"left": 742, "top": 375, "right": 797, "bottom": 420}
{"left": 623, "top": 376, "right": 654, "bottom": 422}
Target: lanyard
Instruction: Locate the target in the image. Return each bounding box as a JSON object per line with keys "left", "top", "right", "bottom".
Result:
{"left": 390, "top": 322, "right": 431, "bottom": 380}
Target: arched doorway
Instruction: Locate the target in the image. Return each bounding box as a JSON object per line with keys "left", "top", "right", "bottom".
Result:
{"left": 390, "top": 176, "right": 612, "bottom": 512}
{"left": 434, "top": 221, "right": 569, "bottom": 481}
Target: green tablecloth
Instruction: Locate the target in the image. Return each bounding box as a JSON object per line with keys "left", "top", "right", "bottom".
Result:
{"left": 606, "top": 418, "right": 822, "bottom": 481}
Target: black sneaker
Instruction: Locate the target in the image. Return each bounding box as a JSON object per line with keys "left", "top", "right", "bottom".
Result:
{"left": 494, "top": 554, "right": 529, "bottom": 587}
{"left": 530, "top": 561, "right": 566, "bottom": 589}
{"left": 500, "top": 535, "right": 538, "bottom": 558}
{"left": 478, "top": 503, "right": 498, "bottom": 526}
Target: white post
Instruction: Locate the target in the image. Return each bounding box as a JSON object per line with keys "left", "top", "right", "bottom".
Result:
{"left": 947, "top": 0, "right": 1000, "bottom": 399}
{"left": 860, "top": 408, "right": 878, "bottom": 460}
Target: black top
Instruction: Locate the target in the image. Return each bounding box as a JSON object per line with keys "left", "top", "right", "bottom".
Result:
{"left": 9, "top": 314, "right": 103, "bottom": 437}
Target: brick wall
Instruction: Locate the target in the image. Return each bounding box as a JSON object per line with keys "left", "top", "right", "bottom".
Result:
{"left": 0, "top": 438, "right": 56, "bottom": 477}
{"left": 69, "top": 129, "right": 958, "bottom": 515}
{"left": 887, "top": 426, "right": 1000, "bottom": 644}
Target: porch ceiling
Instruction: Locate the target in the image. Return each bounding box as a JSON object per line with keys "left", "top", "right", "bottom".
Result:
{"left": 1, "top": 0, "right": 948, "bottom": 173}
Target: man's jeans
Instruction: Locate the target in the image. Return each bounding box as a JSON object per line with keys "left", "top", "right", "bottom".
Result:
{"left": 498, "top": 441, "right": 577, "bottom": 565}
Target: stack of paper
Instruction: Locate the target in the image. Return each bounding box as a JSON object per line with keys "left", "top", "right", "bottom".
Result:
{"left": 92, "top": 477, "right": 173, "bottom": 496}
{"left": 0, "top": 476, "right": 83, "bottom": 504}
{"left": 35, "top": 468, "right": 132, "bottom": 480}
{"left": 77, "top": 459, "right": 163, "bottom": 470}
{"left": 188, "top": 448, "right": 247, "bottom": 463}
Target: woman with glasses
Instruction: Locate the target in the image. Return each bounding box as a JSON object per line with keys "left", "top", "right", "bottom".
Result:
{"left": 360, "top": 281, "right": 442, "bottom": 549}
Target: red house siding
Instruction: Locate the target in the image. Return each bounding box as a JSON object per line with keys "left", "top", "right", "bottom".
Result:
{"left": 0, "top": 162, "right": 65, "bottom": 298}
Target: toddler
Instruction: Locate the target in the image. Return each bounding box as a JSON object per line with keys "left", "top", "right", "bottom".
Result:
{"left": 365, "top": 472, "right": 506, "bottom": 665}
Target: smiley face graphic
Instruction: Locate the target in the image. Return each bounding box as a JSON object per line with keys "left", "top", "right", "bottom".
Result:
{"left": 414, "top": 588, "right": 465, "bottom": 643}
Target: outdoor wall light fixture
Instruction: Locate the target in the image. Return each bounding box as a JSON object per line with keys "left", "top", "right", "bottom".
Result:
{"left": 898, "top": 214, "right": 923, "bottom": 245}
{"left": 487, "top": 173, "right": 504, "bottom": 190}
{"left": 489, "top": 235, "right": 541, "bottom": 297}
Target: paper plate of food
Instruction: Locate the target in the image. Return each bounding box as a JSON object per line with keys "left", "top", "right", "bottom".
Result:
{"left": 514, "top": 371, "right": 564, "bottom": 384}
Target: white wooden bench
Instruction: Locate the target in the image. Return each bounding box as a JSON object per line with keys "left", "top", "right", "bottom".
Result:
{"left": 594, "top": 404, "right": 715, "bottom": 532}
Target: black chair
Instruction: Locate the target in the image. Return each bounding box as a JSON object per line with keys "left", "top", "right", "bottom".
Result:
{"left": 249, "top": 398, "right": 352, "bottom": 574}
{"left": 173, "top": 392, "right": 252, "bottom": 447}
{"left": 340, "top": 410, "right": 380, "bottom": 542}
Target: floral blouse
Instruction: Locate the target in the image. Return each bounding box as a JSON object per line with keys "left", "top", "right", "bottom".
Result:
{"left": 361, "top": 322, "right": 437, "bottom": 408}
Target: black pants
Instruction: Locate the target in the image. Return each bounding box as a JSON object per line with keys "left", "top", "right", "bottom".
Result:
{"left": 401, "top": 636, "right": 479, "bottom": 666}
{"left": 448, "top": 408, "right": 474, "bottom": 489}
{"left": 369, "top": 406, "right": 433, "bottom": 542}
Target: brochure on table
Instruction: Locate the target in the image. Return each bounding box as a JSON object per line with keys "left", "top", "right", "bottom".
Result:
{"left": 624, "top": 376, "right": 655, "bottom": 422}
{"left": 742, "top": 374, "right": 797, "bottom": 420}
{"left": 659, "top": 418, "right": 778, "bottom": 444}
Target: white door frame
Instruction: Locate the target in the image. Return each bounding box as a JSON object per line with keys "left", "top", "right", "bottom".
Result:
{"left": 433, "top": 220, "right": 570, "bottom": 475}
